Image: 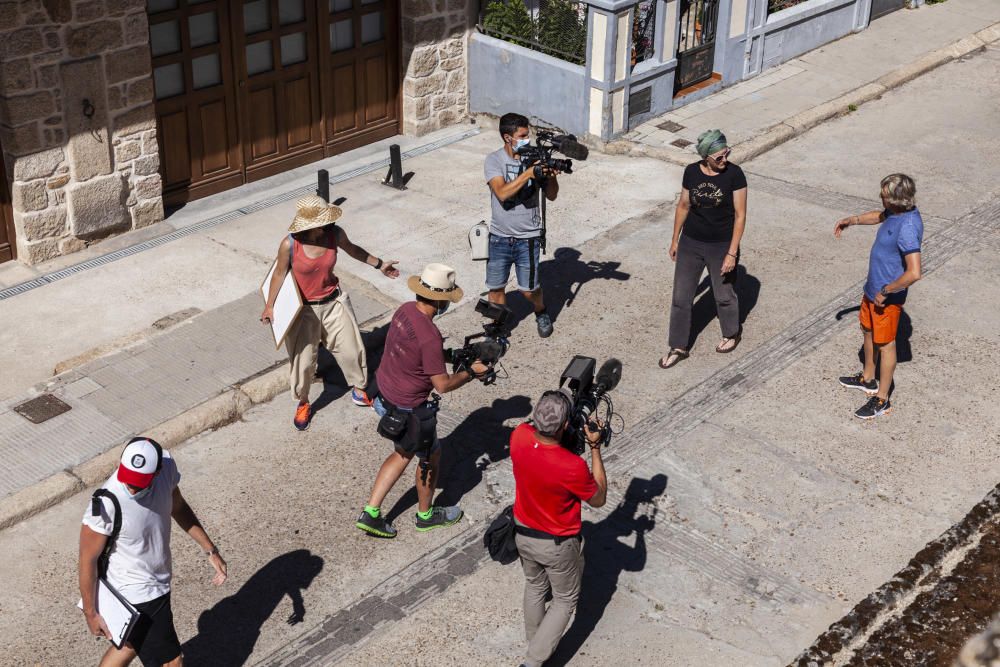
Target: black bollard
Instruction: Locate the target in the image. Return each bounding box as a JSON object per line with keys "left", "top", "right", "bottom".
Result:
{"left": 316, "top": 169, "right": 329, "bottom": 202}
{"left": 382, "top": 144, "right": 406, "bottom": 190}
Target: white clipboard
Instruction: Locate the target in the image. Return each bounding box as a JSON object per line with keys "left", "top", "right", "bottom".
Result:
{"left": 260, "top": 260, "right": 304, "bottom": 349}
{"left": 77, "top": 579, "right": 140, "bottom": 649}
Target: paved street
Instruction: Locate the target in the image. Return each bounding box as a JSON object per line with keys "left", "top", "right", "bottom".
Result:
{"left": 1, "top": 16, "right": 1000, "bottom": 667}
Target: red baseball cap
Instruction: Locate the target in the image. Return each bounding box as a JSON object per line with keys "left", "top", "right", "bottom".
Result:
{"left": 117, "top": 439, "right": 160, "bottom": 489}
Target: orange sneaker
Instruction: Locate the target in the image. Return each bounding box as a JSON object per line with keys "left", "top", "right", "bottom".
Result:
{"left": 293, "top": 401, "right": 312, "bottom": 431}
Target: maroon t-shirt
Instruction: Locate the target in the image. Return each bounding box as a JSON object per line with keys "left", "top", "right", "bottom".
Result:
{"left": 511, "top": 423, "right": 598, "bottom": 536}
{"left": 376, "top": 302, "right": 447, "bottom": 409}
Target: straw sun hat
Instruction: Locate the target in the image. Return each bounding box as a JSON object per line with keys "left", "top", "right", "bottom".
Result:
{"left": 288, "top": 195, "right": 342, "bottom": 233}
{"left": 407, "top": 263, "right": 464, "bottom": 303}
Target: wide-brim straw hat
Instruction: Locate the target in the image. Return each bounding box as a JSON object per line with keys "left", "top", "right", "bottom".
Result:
{"left": 407, "top": 263, "right": 464, "bottom": 303}
{"left": 288, "top": 195, "right": 342, "bottom": 233}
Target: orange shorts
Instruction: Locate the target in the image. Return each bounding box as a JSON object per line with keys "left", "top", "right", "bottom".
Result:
{"left": 859, "top": 295, "right": 902, "bottom": 345}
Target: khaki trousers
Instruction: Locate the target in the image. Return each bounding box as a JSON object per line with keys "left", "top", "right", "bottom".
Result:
{"left": 515, "top": 532, "right": 584, "bottom": 667}
{"left": 284, "top": 291, "right": 367, "bottom": 402}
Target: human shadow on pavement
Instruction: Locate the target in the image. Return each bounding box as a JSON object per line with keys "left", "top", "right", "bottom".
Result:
{"left": 182, "top": 549, "right": 324, "bottom": 666}
{"left": 498, "top": 247, "right": 631, "bottom": 333}
{"left": 311, "top": 323, "right": 389, "bottom": 415}
{"left": 547, "top": 473, "right": 668, "bottom": 666}
{"left": 434, "top": 395, "right": 532, "bottom": 507}
{"left": 687, "top": 265, "right": 760, "bottom": 350}
{"left": 383, "top": 395, "right": 533, "bottom": 524}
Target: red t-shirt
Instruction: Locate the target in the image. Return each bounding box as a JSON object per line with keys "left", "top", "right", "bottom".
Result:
{"left": 511, "top": 423, "right": 598, "bottom": 536}
{"left": 376, "top": 302, "right": 447, "bottom": 409}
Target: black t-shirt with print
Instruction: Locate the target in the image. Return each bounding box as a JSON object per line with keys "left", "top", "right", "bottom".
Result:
{"left": 681, "top": 161, "right": 747, "bottom": 243}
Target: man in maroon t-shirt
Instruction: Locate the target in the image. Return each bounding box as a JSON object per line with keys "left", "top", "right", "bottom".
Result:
{"left": 510, "top": 390, "right": 607, "bottom": 667}
{"left": 356, "top": 264, "right": 488, "bottom": 538}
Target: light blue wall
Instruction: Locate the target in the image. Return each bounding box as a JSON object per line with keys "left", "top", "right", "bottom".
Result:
{"left": 470, "top": 0, "right": 874, "bottom": 139}
{"left": 469, "top": 33, "right": 588, "bottom": 136}
{"left": 722, "top": 0, "right": 867, "bottom": 83}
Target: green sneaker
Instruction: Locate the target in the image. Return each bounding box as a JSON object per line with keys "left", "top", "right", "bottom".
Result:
{"left": 355, "top": 510, "right": 397, "bottom": 538}
{"left": 414, "top": 506, "right": 463, "bottom": 532}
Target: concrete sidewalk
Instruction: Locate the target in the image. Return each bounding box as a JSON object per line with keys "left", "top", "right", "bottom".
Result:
{"left": 620, "top": 0, "right": 1000, "bottom": 163}
{"left": 0, "top": 125, "right": 679, "bottom": 528}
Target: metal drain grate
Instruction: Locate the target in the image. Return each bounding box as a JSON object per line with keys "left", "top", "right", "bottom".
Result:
{"left": 670, "top": 138, "right": 693, "bottom": 148}
{"left": 0, "top": 128, "right": 480, "bottom": 303}
{"left": 658, "top": 120, "right": 685, "bottom": 132}
{"left": 14, "top": 394, "right": 73, "bottom": 424}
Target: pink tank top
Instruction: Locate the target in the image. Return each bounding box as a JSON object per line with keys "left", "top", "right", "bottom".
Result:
{"left": 291, "top": 231, "right": 339, "bottom": 302}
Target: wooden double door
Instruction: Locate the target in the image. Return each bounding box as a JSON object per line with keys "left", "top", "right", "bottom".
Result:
{"left": 0, "top": 137, "right": 14, "bottom": 263}
{"left": 148, "top": 0, "right": 400, "bottom": 205}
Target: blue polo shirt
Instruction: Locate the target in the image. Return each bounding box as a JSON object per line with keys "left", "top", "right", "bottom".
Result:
{"left": 864, "top": 208, "right": 923, "bottom": 305}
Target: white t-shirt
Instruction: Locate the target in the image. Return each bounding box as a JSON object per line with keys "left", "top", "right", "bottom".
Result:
{"left": 82, "top": 453, "right": 181, "bottom": 604}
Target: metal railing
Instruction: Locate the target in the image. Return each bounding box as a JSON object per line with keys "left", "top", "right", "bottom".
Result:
{"left": 632, "top": 0, "right": 657, "bottom": 66}
{"left": 478, "top": 0, "right": 589, "bottom": 65}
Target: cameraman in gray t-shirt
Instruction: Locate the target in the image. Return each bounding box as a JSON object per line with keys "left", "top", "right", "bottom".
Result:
{"left": 484, "top": 112, "right": 560, "bottom": 338}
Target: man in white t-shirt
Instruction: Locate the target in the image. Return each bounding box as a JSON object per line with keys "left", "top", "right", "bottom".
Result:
{"left": 79, "top": 438, "right": 227, "bottom": 666}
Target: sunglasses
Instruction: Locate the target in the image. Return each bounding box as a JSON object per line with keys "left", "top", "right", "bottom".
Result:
{"left": 708, "top": 149, "right": 731, "bottom": 161}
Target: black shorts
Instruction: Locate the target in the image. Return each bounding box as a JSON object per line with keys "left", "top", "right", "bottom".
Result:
{"left": 129, "top": 592, "right": 181, "bottom": 666}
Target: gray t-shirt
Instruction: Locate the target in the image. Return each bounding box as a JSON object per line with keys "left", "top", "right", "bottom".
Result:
{"left": 484, "top": 147, "right": 541, "bottom": 239}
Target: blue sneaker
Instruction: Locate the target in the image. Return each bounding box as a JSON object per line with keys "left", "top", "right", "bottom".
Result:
{"left": 351, "top": 387, "right": 373, "bottom": 407}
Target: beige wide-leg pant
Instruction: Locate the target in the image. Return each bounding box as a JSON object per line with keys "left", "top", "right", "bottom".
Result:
{"left": 284, "top": 291, "right": 367, "bottom": 403}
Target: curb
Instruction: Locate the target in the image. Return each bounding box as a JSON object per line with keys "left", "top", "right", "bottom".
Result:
{"left": 0, "top": 362, "right": 291, "bottom": 532}
{"left": 791, "top": 481, "right": 1000, "bottom": 666}
{"left": 614, "top": 23, "right": 999, "bottom": 165}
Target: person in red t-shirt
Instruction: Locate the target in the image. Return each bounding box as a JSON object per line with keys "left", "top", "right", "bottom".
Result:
{"left": 510, "top": 390, "right": 607, "bottom": 667}
{"left": 355, "top": 264, "right": 489, "bottom": 539}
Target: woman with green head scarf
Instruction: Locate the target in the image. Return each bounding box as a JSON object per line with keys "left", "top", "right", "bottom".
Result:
{"left": 659, "top": 129, "right": 749, "bottom": 368}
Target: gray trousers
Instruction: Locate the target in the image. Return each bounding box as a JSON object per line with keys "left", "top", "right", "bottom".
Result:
{"left": 668, "top": 234, "right": 741, "bottom": 349}
{"left": 515, "top": 532, "right": 584, "bottom": 667}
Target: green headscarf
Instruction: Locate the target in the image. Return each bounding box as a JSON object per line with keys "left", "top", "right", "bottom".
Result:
{"left": 695, "top": 129, "right": 728, "bottom": 158}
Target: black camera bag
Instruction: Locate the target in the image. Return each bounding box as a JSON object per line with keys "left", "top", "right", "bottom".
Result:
{"left": 377, "top": 405, "right": 408, "bottom": 442}
{"left": 483, "top": 505, "right": 519, "bottom": 565}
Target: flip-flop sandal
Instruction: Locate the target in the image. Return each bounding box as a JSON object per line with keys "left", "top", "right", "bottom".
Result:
{"left": 658, "top": 349, "right": 689, "bottom": 368}
{"left": 716, "top": 335, "right": 741, "bottom": 353}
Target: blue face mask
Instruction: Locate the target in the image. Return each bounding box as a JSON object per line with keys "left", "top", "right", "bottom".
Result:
{"left": 120, "top": 480, "right": 152, "bottom": 501}
{"left": 435, "top": 302, "right": 450, "bottom": 317}
{"left": 513, "top": 137, "right": 530, "bottom": 152}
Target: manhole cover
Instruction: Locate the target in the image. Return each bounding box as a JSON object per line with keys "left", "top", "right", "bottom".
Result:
{"left": 13, "top": 394, "right": 72, "bottom": 424}
{"left": 670, "top": 138, "right": 693, "bottom": 148}
{"left": 657, "top": 120, "right": 685, "bottom": 132}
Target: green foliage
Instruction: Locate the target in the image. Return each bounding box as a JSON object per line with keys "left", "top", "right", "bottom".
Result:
{"left": 482, "top": 0, "right": 587, "bottom": 65}
{"left": 538, "top": 0, "right": 587, "bottom": 63}
{"left": 482, "top": 0, "right": 536, "bottom": 49}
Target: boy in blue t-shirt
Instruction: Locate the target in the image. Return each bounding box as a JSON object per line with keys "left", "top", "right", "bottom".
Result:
{"left": 833, "top": 174, "right": 923, "bottom": 420}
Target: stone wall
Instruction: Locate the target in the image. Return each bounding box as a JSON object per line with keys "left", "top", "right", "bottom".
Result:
{"left": 0, "top": 0, "right": 162, "bottom": 264}
{"left": 401, "top": 1, "right": 474, "bottom": 136}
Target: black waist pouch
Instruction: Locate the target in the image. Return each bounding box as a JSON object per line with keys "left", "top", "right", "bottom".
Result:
{"left": 377, "top": 402, "right": 409, "bottom": 442}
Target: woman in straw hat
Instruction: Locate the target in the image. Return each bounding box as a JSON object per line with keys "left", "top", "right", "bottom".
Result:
{"left": 261, "top": 196, "right": 399, "bottom": 431}
{"left": 660, "top": 129, "right": 748, "bottom": 369}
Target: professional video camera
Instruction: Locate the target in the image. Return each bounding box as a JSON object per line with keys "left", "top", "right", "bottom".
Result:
{"left": 515, "top": 129, "right": 589, "bottom": 178}
{"left": 445, "top": 299, "right": 513, "bottom": 385}
{"left": 558, "top": 355, "right": 623, "bottom": 454}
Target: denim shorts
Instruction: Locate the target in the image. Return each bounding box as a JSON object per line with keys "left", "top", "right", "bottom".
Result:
{"left": 485, "top": 234, "right": 542, "bottom": 292}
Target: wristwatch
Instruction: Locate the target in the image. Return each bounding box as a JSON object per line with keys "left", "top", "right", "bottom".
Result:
{"left": 206, "top": 546, "right": 219, "bottom": 556}
{"left": 879, "top": 285, "right": 889, "bottom": 297}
